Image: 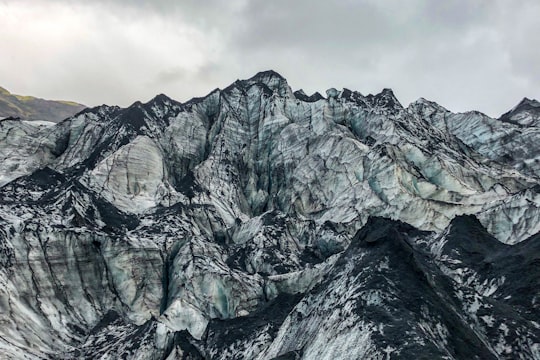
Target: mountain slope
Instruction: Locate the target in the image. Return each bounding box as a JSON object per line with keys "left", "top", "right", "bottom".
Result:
{"left": 0, "top": 71, "right": 538, "bottom": 359}
{"left": 0, "top": 86, "right": 86, "bottom": 123}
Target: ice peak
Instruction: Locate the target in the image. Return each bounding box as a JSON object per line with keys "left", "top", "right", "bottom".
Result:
{"left": 378, "top": 88, "right": 400, "bottom": 103}
{"left": 149, "top": 93, "right": 174, "bottom": 104}
{"left": 499, "top": 96, "right": 540, "bottom": 126}
{"left": 247, "top": 70, "right": 288, "bottom": 88}
{"left": 408, "top": 97, "right": 448, "bottom": 112}
{"left": 517, "top": 97, "right": 540, "bottom": 108}
{"left": 244, "top": 70, "right": 293, "bottom": 97}
{"left": 380, "top": 88, "right": 395, "bottom": 96}
{"left": 250, "top": 70, "right": 286, "bottom": 81}
{"left": 414, "top": 97, "right": 431, "bottom": 105}
{"left": 365, "top": 87, "right": 402, "bottom": 110}
{"left": 505, "top": 97, "right": 540, "bottom": 114}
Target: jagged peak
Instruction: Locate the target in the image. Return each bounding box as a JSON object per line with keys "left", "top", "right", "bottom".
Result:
{"left": 73, "top": 104, "right": 121, "bottom": 119}
{"left": 364, "top": 87, "right": 403, "bottom": 110}
{"left": 377, "top": 88, "right": 400, "bottom": 103}
{"left": 504, "top": 97, "right": 540, "bottom": 115}
{"left": 444, "top": 215, "right": 508, "bottom": 252}
{"left": 148, "top": 93, "right": 174, "bottom": 104}
{"left": 293, "top": 89, "right": 324, "bottom": 102}
{"left": 408, "top": 97, "right": 449, "bottom": 112}
{"left": 414, "top": 97, "right": 430, "bottom": 104}
{"left": 380, "top": 88, "right": 395, "bottom": 96}
{"left": 143, "top": 93, "right": 183, "bottom": 111}
{"left": 249, "top": 70, "right": 287, "bottom": 82}
{"left": 339, "top": 88, "right": 366, "bottom": 103}
{"left": 129, "top": 100, "right": 144, "bottom": 108}
{"left": 240, "top": 70, "right": 293, "bottom": 97}
{"left": 499, "top": 96, "right": 540, "bottom": 126}
{"left": 516, "top": 97, "right": 540, "bottom": 108}
{"left": 340, "top": 88, "right": 363, "bottom": 97}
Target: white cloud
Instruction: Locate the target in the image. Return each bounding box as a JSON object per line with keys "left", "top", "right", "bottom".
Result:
{"left": 0, "top": 1, "right": 223, "bottom": 106}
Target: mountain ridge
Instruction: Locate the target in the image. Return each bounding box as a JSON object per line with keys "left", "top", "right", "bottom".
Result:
{"left": 0, "top": 85, "right": 86, "bottom": 123}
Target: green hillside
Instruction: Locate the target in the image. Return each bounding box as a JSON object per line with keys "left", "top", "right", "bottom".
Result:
{"left": 0, "top": 86, "right": 86, "bottom": 122}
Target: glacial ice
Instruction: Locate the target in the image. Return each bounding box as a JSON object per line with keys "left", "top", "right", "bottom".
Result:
{"left": 0, "top": 71, "right": 539, "bottom": 358}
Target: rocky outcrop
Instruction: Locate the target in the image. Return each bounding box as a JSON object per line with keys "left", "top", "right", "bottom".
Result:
{"left": 0, "top": 71, "right": 538, "bottom": 359}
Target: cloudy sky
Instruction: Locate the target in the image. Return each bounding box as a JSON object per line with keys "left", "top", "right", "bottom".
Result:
{"left": 0, "top": 0, "right": 538, "bottom": 117}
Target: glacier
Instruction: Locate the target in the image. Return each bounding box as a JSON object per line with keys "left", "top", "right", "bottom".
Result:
{"left": 0, "top": 70, "right": 538, "bottom": 359}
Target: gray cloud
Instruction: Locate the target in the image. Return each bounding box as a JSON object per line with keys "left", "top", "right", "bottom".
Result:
{"left": 226, "top": 0, "right": 539, "bottom": 116}
{"left": 0, "top": 0, "right": 538, "bottom": 116}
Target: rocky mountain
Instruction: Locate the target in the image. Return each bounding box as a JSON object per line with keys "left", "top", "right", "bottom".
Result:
{"left": 0, "top": 86, "right": 85, "bottom": 123}
{"left": 0, "top": 71, "right": 538, "bottom": 359}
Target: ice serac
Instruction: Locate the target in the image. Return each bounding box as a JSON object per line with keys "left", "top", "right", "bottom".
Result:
{"left": 0, "top": 118, "right": 68, "bottom": 186}
{"left": 0, "top": 70, "right": 539, "bottom": 359}
{"left": 408, "top": 97, "right": 540, "bottom": 179}
{"left": 500, "top": 97, "right": 540, "bottom": 127}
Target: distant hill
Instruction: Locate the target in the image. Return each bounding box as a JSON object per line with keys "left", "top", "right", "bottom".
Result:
{"left": 0, "top": 86, "right": 86, "bottom": 123}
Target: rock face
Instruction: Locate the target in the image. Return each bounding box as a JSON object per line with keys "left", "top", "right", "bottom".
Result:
{"left": 0, "top": 71, "right": 539, "bottom": 359}
{"left": 0, "top": 86, "right": 86, "bottom": 123}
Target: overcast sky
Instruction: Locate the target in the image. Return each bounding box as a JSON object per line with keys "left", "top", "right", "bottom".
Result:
{"left": 0, "top": 0, "right": 538, "bottom": 117}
